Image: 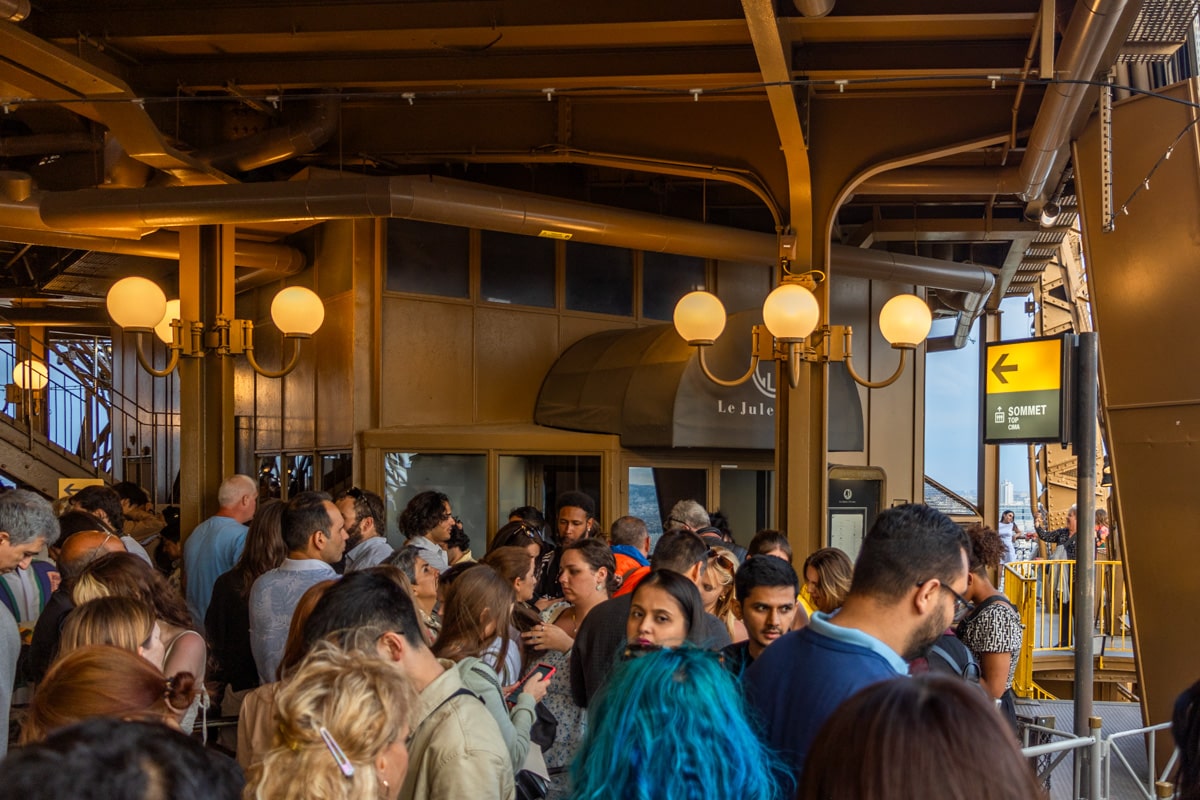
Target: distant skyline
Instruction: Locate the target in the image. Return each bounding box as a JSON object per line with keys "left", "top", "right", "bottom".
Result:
{"left": 925, "top": 295, "right": 1038, "bottom": 499}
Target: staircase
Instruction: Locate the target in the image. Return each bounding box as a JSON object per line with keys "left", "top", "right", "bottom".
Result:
{"left": 0, "top": 330, "right": 176, "bottom": 500}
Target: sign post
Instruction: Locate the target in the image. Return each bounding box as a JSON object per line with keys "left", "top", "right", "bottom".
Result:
{"left": 981, "top": 332, "right": 1097, "bottom": 762}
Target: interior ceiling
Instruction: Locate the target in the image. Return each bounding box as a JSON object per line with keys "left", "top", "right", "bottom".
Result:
{"left": 0, "top": 0, "right": 1180, "bottom": 315}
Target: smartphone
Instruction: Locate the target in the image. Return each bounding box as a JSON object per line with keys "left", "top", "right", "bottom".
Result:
{"left": 505, "top": 662, "right": 556, "bottom": 704}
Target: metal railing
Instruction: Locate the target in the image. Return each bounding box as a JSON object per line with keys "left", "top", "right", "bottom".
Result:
{"left": 1022, "top": 715, "right": 1181, "bottom": 800}
{"left": 1003, "top": 558, "right": 1133, "bottom": 699}
{"left": 0, "top": 328, "right": 179, "bottom": 499}
{"left": 1021, "top": 716, "right": 1104, "bottom": 800}
{"left": 1103, "top": 721, "right": 1177, "bottom": 800}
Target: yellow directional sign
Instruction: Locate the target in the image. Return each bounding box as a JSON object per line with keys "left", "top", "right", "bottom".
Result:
{"left": 58, "top": 477, "right": 105, "bottom": 499}
{"left": 985, "top": 338, "right": 1063, "bottom": 394}
{"left": 983, "top": 336, "right": 1069, "bottom": 444}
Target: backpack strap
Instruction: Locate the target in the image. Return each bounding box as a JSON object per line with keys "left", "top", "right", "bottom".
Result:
{"left": 927, "top": 641, "right": 980, "bottom": 683}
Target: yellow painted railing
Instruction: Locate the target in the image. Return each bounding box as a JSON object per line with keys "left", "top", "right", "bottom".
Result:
{"left": 1002, "top": 560, "right": 1131, "bottom": 699}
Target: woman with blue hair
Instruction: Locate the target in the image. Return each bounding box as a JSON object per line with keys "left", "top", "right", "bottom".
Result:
{"left": 569, "top": 646, "right": 785, "bottom": 800}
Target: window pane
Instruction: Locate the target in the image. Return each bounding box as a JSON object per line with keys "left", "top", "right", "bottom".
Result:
{"left": 718, "top": 468, "right": 774, "bottom": 545}
{"left": 385, "top": 219, "right": 469, "bottom": 297}
{"left": 643, "top": 252, "right": 706, "bottom": 320}
{"left": 481, "top": 231, "right": 555, "bottom": 308}
{"left": 321, "top": 453, "right": 353, "bottom": 495}
{"left": 565, "top": 242, "right": 633, "bottom": 316}
{"left": 628, "top": 466, "right": 707, "bottom": 548}
{"left": 286, "top": 454, "right": 313, "bottom": 497}
{"left": 384, "top": 452, "right": 487, "bottom": 556}
{"left": 258, "top": 456, "right": 282, "bottom": 501}
{"left": 499, "top": 454, "right": 601, "bottom": 537}
{"left": 923, "top": 316, "right": 981, "bottom": 508}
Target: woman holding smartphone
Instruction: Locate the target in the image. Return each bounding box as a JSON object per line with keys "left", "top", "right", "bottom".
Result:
{"left": 432, "top": 565, "right": 550, "bottom": 773}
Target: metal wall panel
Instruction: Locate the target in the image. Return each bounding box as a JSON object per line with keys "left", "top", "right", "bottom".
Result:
{"left": 1074, "top": 78, "right": 1200, "bottom": 730}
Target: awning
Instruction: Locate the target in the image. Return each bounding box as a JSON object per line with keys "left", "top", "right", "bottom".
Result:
{"left": 535, "top": 310, "right": 864, "bottom": 451}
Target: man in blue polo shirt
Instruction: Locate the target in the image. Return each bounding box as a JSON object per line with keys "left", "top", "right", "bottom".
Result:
{"left": 744, "top": 504, "right": 970, "bottom": 784}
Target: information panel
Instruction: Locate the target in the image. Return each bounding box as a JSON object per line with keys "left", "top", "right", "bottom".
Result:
{"left": 982, "top": 336, "right": 1069, "bottom": 444}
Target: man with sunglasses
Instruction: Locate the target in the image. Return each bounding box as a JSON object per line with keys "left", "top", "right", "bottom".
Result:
{"left": 744, "top": 504, "right": 970, "bottom": 785}
{"left": 336, "top": 487, "right": 391, "bottom": 572}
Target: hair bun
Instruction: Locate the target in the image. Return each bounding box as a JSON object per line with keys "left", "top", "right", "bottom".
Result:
{"left": 164, "top": 671, "right": 197, "bottom": 712}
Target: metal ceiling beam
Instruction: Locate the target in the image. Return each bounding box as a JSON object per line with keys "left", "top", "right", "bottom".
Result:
{"left": 140, "top": 48, "right": 764, "bottom": 93}
{"left": 31, "top": 1, "right": 748, "bottom": 42}
{"left": 741, "top": 0, "right": 811, "bottom": 250}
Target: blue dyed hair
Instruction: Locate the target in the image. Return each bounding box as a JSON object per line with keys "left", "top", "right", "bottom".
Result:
{"left": 570, "top": 646, "right": 787, "bottom": 800}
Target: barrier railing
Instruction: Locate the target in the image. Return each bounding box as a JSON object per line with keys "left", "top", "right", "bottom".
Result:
{"left": 1004, "top": 559, "right": 1132, "bottom": 699}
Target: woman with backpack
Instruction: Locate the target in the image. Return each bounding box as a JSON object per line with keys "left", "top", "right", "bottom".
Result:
{"left": 957, "top": 523, "right": 1026, "bottom": 730}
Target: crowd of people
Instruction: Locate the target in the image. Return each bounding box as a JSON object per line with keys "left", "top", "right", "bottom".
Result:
{"left": 0, "top": 478, "right": 1192, "bottom": 799}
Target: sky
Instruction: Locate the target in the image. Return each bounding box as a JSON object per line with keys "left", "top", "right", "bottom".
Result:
{"left": 924, "top": 294, "right": 1039, "bottom": 499}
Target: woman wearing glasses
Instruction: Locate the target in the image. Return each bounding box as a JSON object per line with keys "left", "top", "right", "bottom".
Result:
{"left": 956, "top": 524, "right": 1025, "bottom": 731}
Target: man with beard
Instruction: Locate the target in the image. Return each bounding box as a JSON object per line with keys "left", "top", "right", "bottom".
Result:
{"left": 744, "top": 504, "right": 969, "bottom": 784}
{"left": 336, "top": 488, "right": 391, "bottom": 572}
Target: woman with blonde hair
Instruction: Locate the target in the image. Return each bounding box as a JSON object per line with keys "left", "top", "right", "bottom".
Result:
{"left": 246, "top": 642, "right": 416, "bottom": 800}
{"left": 699, "top": 547, "right": 745, "bottom": 641}
{"left": 73, "top": 552, "right": 207, "bottom": 731}
{"left": 57, "top": 596, "right": 165, "bottom": 668}
{"left": 21, "top": 645, "right": 197, "bottom": 744}
{"left": 802, "top": 547, "right": 854, "bottom": 614}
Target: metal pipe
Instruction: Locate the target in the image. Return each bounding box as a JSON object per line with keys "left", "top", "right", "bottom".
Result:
{"left": 0, "top": 226, "right": 305, "bottom": 273}
{"left": 0, "top": 0, "right": 29, "bottom": 21}
{"left": 1019, "top": 0, "right": 1131, "bottom": 201}
{"left": 35, "top": 175, "right": 1011, "bottom": 285}
{"left": 39, "top": 175, "right": 781, "bottom": 264}
{"left": 1075, "top": 332, "right": 1099, "bottom": 744}
{"left": 857, "top": 0, "right": 1131, "bottom": 201}
{"left": 856, "top": 167, "right": 1025, "bottom": 196}
{"left": 197, "top": 95, "right": 341, "bottom": 174}
{"left": 793, "top": 0, "right": 835, "bottom": 16}
{"left": 830, "top": 243, "right": 996, "bottom": 295}
{"left": 0, "top": 133, "right": 100, "bottom": 158}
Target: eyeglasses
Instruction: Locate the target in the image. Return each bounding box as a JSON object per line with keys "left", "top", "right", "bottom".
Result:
{"left": 344, "top": 487, "right": 364, "bottom": 500}
{"left": 939, "top": 582, "right": 974, "bottom": 623}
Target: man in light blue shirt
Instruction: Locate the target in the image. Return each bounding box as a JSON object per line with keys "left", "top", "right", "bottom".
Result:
{"left": 745, "top": 504, "right": 970, "bottom": 784}
{"left": 249, "top": 491, "right": 347, "bottom": 683}
{"left": 183, "top": 474, "right": 257, "bottom": 621}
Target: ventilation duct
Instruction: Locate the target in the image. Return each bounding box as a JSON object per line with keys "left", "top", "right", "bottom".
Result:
{"left": 197, "top": 95, "right": 341, "bottom": 174}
